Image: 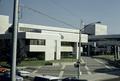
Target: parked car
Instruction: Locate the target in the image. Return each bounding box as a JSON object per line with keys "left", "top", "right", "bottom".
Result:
{"left": 17, "top": 70, "right": 30, "bottom": 77}
{"left": 33, "top": 75, "right": 61, "bottom": 81}
{"left": 0, "top": 71, "right": 23, "bottom": 81}
{"left": 0, "top": 67, "right": 7, "bottom": 73}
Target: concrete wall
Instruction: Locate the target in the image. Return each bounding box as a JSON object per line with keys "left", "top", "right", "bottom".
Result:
{"left": 19, "top": 23, "right": 88, "bottom": 43}
{"left": 95, "top": 24, "right": 107, "bottom": 35}
{"left": 84, "top": 23, "right": 107, "bottom": 35}
{"left": 25, "top": 32, "right": 61, "bottom": 60}
{"left": 39, "top": 29, "right": 88, "bottom": 43}
{"left": 45, "top": 39, "right": 55, "bottom": 60}
{"left": 0, "top": 15, "right": 9, "bottom": 34}
{"left": 19, "top": 23, "right": 78, "bottom": 33}
{"left": 20, "top": 23, "right": 88, "bottom": 60}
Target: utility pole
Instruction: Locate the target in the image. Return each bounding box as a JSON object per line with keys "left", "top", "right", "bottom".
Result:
{"left": 77, "top": 20, "right": 84, "bottom": 79}
{"left": 11, "top": 0, "right": 19, "bottom": 81}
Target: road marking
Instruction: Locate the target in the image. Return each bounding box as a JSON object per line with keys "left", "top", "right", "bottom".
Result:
{"left": 94, "top": 59, "right": 111, "bottom": 69}
{"left": 105, "top": 65, "right": 111, "bottom": 69}
{"left": 59, "top": 65, "right": 66, "bottom": 78}
{"left": 85, "top": 65, "right": 92, "bottom": 75}
{"left": 80, "top": 71, "right": 82, "bottom": 75}
{"left": 80, "top": 58, "right": 85, "bottom": 63}
{"left": 94, "top": 59, "right": 103, "bottom": 64}
{"left": 81, "top": 57, "right": 90, "bottom": 75}
{"left": 32, "top": 66, "right": 41, "bottom": 74}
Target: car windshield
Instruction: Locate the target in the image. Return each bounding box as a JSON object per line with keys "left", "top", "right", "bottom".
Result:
{"left": 0, "top": 0, "right": 120, "bottom": 81}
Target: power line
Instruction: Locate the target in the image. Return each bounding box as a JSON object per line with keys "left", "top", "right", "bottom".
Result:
{"left": 50, "top": 0, "right": 79, "bottom": 18}
{"left": 20, "top": 5, "right": 76, "bottom": 28}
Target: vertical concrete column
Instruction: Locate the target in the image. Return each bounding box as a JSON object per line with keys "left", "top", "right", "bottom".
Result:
{"left": 76, "top": 42, "right": 79, "bottom": 59}
{"left": 117, "top": 46, "right": 120, "bottom": 60}
{"left": 88, "top": 45, "right": 90, "bottom": 56}
{"left": 114, "top": 45, "right": 118, "bottom": 61}
{"left": 56, "top": 40, "right": 61, "bottom": 60}
{"left": 114, "top": 45, "right": 116, "bottom": 61}
{"left": 73, "top": 42, "right": 78, "bottom": 59}
{"left": 115, "top": 45, "right": 119, "bottom": 60}
{"left": 45, "top": 39, "right": 54, "bottom": 61}
{"left": 0, "top": 15, "right": 9, "bottom": 34}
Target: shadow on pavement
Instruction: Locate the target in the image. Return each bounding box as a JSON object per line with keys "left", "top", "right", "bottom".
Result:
{"left": 94, "top": 68, "right": 120, "bottom": 76}
{"left": 90, "top": 56, "right": 120, "bottom": 76}
{"left": 99, "top": 77, "right": 120, "bottom": 81}
{"left": 92, "top": 56, "right": 120, "bottom": 68}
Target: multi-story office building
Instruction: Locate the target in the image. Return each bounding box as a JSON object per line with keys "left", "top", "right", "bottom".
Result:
{"left": 0, "top": 15, "right": 88, "bottom": 61}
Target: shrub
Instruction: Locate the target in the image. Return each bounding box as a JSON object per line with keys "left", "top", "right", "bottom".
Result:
{"left": 44, "top": 61, "right": 52, "bottom": 65}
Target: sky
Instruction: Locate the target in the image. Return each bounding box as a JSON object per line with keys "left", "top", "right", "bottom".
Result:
{"left": 0, "top": 0, "right": 120, "bottom": 34}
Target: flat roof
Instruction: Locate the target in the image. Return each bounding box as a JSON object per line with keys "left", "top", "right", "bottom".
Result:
{"left": 89, "top": 34, "right": 120, "bottom": 41}
{"left": 19, "top": 23, "right": 79, "bottom": 34}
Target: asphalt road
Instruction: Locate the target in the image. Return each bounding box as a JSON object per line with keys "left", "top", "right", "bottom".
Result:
{"left": 23, "top": 56, "right": 120, "bottom": 81}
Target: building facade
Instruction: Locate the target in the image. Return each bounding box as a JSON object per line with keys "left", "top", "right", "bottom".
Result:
{"left": 84, "top": 22, "right": 120, "bottom": 60}
{"left": 0, "top": 15, "right": 88, "bottom": 61}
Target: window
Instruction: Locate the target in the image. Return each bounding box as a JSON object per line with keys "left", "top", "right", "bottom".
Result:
{"left": 19, "top": 27, "right": 41, "bottom": 33}
{"left": 61, "top": 42, "right": 74, "bottom": 46}
{"left": 29, "top": 39, "right": 45, "bottom": 45}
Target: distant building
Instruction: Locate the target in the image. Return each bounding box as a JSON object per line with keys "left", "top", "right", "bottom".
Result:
{"left": 84, "top": 22, "right": 107, "bottom": 35}
{"left": 84, "top": 22, "right": 120, "bottom": 60}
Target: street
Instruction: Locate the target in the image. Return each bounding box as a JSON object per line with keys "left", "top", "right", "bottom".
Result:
{"left": 23, "top": 56, "right": 120, "bottom": 81}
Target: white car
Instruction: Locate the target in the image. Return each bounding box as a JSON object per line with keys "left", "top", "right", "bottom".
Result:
{"left": 33, "top": 75, "right": 61, "bottom": 81}
{"left": 18, "top": 70, "right": 30, "bottom": 77}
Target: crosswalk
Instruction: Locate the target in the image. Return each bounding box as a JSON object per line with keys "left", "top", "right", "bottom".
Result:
{"left": 85, "top": 65, "right": 92, "bottom": 75}
{"left": 59, "top": 65, "right": 66, "bottom": 77}
{"left": 24, "top": 57, "right": 120, "bottom": 78}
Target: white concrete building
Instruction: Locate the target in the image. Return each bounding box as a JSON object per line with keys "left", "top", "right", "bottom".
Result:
{"left": 0, "top": 15, "right": 88, "bottom": 61}
{"left": 84, "top": 22, "right": 120, "bottom": 60}
{"left": 84, "top": 22, "right": 107, "bottom": 35}
{"left": 0, "top": 15, "right": 9, "bottom": 34}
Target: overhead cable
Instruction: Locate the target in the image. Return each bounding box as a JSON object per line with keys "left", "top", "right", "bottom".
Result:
{"left": 20, "top": 5, "right": 76, "bottom": 28}
{"left": 50, "top": 0, "right": 79, "bottom": 18}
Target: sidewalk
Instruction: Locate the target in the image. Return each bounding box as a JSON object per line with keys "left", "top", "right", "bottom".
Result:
{"left": 53, "top": 58, "right": 86, "bottom": 66}
{"left": 93, "top": 55, "right": 120, "bottom": 68}
{"left": 79, "top": 73, "right": 119, "bottom": 81}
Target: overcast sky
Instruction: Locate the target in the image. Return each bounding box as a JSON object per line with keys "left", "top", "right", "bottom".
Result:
{"left": 0, "top": 0, "right": 120, "bottom": 34}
